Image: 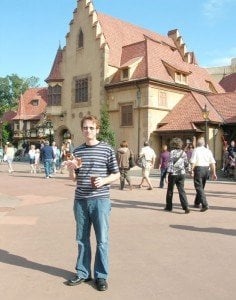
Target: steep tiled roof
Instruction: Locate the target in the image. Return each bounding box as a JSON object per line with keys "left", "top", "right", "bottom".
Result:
{"left": 207, "top": 92, "right": 236, "bottom": 123}
{"left": 97, "top": 13, "right": 224, "bottom": 94}
{"left": 1, "top": 110, "right": 17, "bottom": 122}
{"left": 219, "top": 73, "right": 236, "bottom": 92}
{"left": 157, "top": 92, "right": 223, "bottom": 132}
{"left": 45, "top": 46, "right": 63, "bottom": 83}
{"left": 97, "top": 12, "right": 175, "bottom": 68}
{"left": 12, "top": 88, "right": 48, "bottom": 120}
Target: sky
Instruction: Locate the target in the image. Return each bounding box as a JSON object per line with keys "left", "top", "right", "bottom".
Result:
{"left": 0, "top": 0, "right": 235, "bottom": 86}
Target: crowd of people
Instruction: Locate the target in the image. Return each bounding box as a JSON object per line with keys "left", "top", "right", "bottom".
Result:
{"left": 0, "top": 139, "right": 74, "bottom": 177}
{"left": 0, "top": 114, "right": 235, "bottom": 292}
{"left": 222, "top": 140, "right": 236, "bottom": 177}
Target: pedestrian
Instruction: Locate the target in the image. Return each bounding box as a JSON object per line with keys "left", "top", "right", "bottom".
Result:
{"left": 5, "top": 142, "right": 15, "bottom": 173}
{"left": 138, "top": 141, "right": 156, "bottom": 190}
{"left": 164, "top": 137, "right": 190, "bottom": 213}
{"left": 51, "top": 141, "right": 58, "bottom": 173}
{"left": 117, "top": 140, "right": 133, "bottom": 190}
{"left": 158, "top": 144, "right": 169, "bottom": 188}
{"left": 34, "top": 148, "right": 41, "bottom": 173}
{"left": 65, "top": 115, "right": 120, "bottom": 291}
{"left": 190, "top": 137, "right": 217, "bottom": 211}
{"left": 40, "top": 140, "right": 55, "bottom": 178}
{"left": 28, "top": 144, "right": 36, "bottom": 173}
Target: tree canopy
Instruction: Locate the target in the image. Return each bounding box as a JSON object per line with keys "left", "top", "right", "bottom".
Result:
{"left": 0, "top": 74, "right": 40, "bottom": 116}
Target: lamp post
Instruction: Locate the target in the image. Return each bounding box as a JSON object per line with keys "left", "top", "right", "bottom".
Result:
{"left": 136, "top": 88, "right": 141, "bottom": 155}
{"left": 202, "top": 104, "right": 209, "bottom": 147}
{"left": 45, "top": 120, "right": 54, "bottom": 145}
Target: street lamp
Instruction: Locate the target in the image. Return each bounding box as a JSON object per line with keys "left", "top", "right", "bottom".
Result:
{"left": 202, "top": 104, "right": 210, "bottom": 147}
{"left": 45, "top": 120, "right": 54, "bottom": 145}
{"left": 136, "top": 88, "right": 141, "bottom": 155}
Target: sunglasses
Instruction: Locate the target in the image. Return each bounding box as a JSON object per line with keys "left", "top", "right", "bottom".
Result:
{"left": 83, "top": 126, "right": 96, "bottom": 131}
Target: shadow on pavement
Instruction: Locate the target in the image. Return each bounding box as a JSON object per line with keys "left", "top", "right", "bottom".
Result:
{"left": 170, "top": 225, "right": 236, "bottom": 236}
{"left": 0, "top": 249, "right": 74, "bottom": 279}
{"left": 111, "top": 198, "right": 164, "bottom": 211}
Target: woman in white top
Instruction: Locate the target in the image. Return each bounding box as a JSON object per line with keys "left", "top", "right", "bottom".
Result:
{"left": 28, "top": 144, "right": 36, "bottom": 173}
{"left": 5, "top": 143, "right": 15, "bottom": 173}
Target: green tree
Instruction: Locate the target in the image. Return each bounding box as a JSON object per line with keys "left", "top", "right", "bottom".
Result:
{"left": 0, "top": 74, "right": 40, "bottom": 145}
{"left": 98, "top": 104, "right": 116, "bottom": 148}
{"left": 0, "top": 74, "right": 40, "bottom": 114}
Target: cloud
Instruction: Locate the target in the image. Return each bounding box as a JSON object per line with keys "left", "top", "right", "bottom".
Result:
{"left": 202, "top": 0, "right": 232, "bottom": 22}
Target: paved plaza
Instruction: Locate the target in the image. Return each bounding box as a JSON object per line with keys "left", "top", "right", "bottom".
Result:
{"left": 0, "top": 162, "right": 236, "bottom": 300}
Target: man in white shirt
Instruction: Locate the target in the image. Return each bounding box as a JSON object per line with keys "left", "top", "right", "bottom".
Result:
{"left": 138, "top": 141, "right": 156, "bottom": 190}
{"left": 190, "top": 137, "right": 217, "bottom": 212}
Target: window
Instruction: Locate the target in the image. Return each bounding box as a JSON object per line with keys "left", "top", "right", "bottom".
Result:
{"left": 48, "top": 85, "right": 62, "bottom": 106}
{"left": 75, "top": 78, "right": 88, "bottom": 103}
{"left": 175, "top": 72, "right": 188, "bottom": 84}
{"left": 78, "top": 29, "right": 84, "bottom": 48}
{"left": 121, "top": 104, "right": 133, "bottom": 126}
{"left": 175, "top": 72, "right": 181, "bottom": 82}
{"left": 121, "top": 68, "right": 129, "bottom": 80}
{"left": 206, "top": 80, "right": 217, "bottom": 93}
{"left": 31, "top": 99, "right": 39, "bottom": 106}
{"left": 158, "top": 91, "right": 167, "bottom": 107}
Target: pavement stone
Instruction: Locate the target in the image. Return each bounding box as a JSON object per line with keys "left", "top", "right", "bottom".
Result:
{"left": 0, "top": 161, "right": 236, "bottom": 300}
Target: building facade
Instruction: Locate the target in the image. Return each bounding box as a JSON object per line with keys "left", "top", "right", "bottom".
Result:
{"left": 4, "top": 0, "right": 235, "bottom": 169}
{"left": 44, "top": 0, "right": 226, "bottom": 163}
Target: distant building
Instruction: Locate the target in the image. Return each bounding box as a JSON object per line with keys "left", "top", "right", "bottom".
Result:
{"left": 206, "top": 58, "right": 236, "bottom": 83}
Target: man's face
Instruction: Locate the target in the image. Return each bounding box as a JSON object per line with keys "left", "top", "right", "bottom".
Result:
{"left": 82, "top": 120, "right": 99, "bottom": 140}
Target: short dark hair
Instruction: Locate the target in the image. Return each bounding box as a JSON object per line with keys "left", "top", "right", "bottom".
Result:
{"left": 144, "top": 141, "right": 149, "bottom": 146}
{"left": 170, "top": 138, "right": 183, "bottom": 149}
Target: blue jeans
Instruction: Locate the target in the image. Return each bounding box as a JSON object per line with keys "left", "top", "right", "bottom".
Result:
{"left": 43, "top": 159, "right": 53, "bottom": 177}
{"left": 159, "top": 167, "right": 167, "bottom": 188}
{"left": 73, "top": 198, "right": 111, "bottom": 279}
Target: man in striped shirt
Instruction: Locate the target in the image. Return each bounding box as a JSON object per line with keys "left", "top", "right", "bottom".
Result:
{"left": 66, "top": 115, "right": 120, "bottom": 291}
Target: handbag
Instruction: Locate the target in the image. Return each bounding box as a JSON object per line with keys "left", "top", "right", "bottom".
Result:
{"left": 136, "top": 156, "right": 147, "bottom": 168}
{"left": 129, "top": 155, "right": 135, "bottom": 168}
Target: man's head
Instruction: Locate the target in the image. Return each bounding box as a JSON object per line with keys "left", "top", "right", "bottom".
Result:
{"left": 144, "top": 141, "right": 149, "bottom": 147}
{"left": 196, "top": 137, "right": 205, "bottom": 147}
{"left": 81, "top": 115, "right": 100, "bottom": 143}
{"left": 81, "top": 115, "right": 100, "bottom": 130}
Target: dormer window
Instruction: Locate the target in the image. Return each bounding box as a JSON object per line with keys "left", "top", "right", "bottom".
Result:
{"left": 175, "top": 72, "right": 187, "bottom": 84}
{"left": 206, "top": 80, "right": 217, "bottom": 93}
{"left": 162, "top": 60, "right": 190, "bottom": 85}
{"left": 122, "top": 68, "right": 129, "bottom": 80}
{"left": 78, "top": 29, "right": 84, "bottom": 48}
{"left": 31, "top": 99, "right": 39, "bottom": 106}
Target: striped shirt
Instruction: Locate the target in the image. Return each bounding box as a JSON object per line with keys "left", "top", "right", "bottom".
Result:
{"left": 73, "top": 141, "right": 119, "bottom": 200}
